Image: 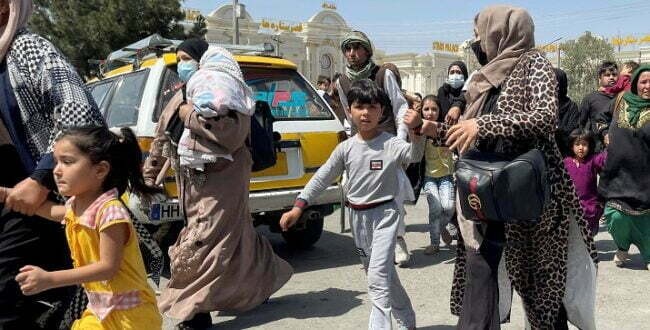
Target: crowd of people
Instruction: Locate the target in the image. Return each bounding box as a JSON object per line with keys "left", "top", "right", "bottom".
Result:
{"left": 0, "top": 0, "right": 649, "bottom": 329}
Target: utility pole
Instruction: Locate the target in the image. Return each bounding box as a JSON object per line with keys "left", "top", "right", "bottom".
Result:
{"left": 232, "top": 0, "right": 239, "bottom": 44}
{"left": 271, "top": 35, "right": 282, "bottom": 57}
{"left": 557, "top": 44, "right": 561, "bottom": 69}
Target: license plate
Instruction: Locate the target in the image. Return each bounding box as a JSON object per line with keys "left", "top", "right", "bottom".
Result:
{"left": 149, "top": 202, "right": 184, "bottom": 223}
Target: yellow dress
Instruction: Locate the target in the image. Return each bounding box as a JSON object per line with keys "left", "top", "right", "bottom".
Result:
{"left": 424, "top": 140, "right": 454, "bottom": 178}
{"left": 64, "top": 189, "right": 162, "bottom": 330}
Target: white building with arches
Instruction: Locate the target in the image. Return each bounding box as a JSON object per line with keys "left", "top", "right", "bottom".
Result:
{"left": 195, "top": 3, "right": 351, "bottom": 84}
{"left": 186, "top": 2, "right": 464, "bottom": 95}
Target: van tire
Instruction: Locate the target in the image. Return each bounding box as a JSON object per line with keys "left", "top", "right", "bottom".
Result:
{"left": 281, "top": 216, "right": 324, "bottom": 249}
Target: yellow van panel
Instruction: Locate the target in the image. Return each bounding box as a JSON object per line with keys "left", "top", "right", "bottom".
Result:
{"left": 163, "top": 167, "right": 178, "bottom": 197}
{"left": 299, "top": 132, "right": 339, "bottom": 168}
{"left": 250, "top": 174, "right": 314, "bottom": 191}
{"left": 248, "top": 131, "right": 339, "bottom": 192}
{"left": 251, "top": 152, "right": 288, "bottom": 177}
{"left": 235, "top": 55, "right": 297, "bottom": 70}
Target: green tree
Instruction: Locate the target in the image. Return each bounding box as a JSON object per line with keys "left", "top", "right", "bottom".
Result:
{"left": 187, "top": 14, "right": 208, "bottom": 39}
{"left": 30, "top": 0, "right": 187, "bottom": 77}
{"left": 561, "top": 31, "right": 616, "bottom": 102}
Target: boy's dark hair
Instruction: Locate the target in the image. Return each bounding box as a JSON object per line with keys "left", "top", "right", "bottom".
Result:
{"left": 568, "top": 128, "right": 596, "bottom": 158}
{"left": 414, "top": 92, "right": 423, "bottom": 100}
{"left": 57, "top": 126, "right": 158, "bottom": 196}
{"left": 422, "top": 94, "right": 442, "bottom": 121}
{"left": 346, "top": 79, "right": 389, "bottom": 109}
{"left": 598, "top": 61, "right": 618, "bottom": 77}
{"left": 317, "top": 76, "right": 331, "bottom": 85}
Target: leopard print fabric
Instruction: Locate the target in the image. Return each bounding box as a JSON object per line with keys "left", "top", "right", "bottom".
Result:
{"left": 448, "top": 50, "right": 598, "bottom": 328}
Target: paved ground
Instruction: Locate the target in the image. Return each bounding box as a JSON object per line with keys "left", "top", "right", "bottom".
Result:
{"left": 161, "top": 199, "right": 650, "bottom": 329}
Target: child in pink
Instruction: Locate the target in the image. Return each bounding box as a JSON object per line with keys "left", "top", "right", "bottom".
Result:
{"left": 563, "top": 129, "right": 607, "bottom": 237}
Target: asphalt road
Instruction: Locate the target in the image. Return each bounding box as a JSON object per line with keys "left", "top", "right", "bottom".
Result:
{"left": 161, "top": 198, "right": 650, "bottom": 329}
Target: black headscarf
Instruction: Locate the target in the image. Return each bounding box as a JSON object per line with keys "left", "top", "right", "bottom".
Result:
{"left": 437, "top": 60, "right": 469, "bottom": 122}
{"left": 553, "top": 68, "right": 581, "bottom": 157}
{"left": 447, "top": 60, "right": 468, "bottom": 79}
{"left": 177, "top": 38, "right": 209, "bottom": 62}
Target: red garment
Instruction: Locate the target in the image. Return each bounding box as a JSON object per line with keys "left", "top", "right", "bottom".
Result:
{"left": 602, "top": 75, "right": 631, "bottom": 96}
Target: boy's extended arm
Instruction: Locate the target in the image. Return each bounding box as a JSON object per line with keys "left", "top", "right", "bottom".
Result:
{"left": 297, "top": 143, "right": 345, "bottom": 206}
{"left": 395, "top": 130, "right": 425, "bottom": 165}
{"left": 280, "top": 144, "right": 345, "bottom": 231}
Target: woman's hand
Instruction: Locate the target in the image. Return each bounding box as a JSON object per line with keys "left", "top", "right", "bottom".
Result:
{"left": 403, "top": 109, "right": 423, "bottom": 129}
{"left": 6, "top": 178, "right": 49, "bottom": 216}
{"left": 15, "top": 265, "right": 53, "bottom": 296}
{"left": 446, "top": 119, "right": 479, "bottom": 154}
{"left": 178, "top": 101, "right": 194, "bottom": 122}
{"left": 445, "top": 106, "right": 462, "bottom": 125}
{"left": 421, "top": 120, "right": 438, "bottom": 138}
{"left": 280, "top": 208, "right": 303, "bottom": 232}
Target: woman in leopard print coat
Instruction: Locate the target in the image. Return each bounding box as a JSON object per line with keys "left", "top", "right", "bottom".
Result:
{"left": 414, "top": 5, "right": 597, "bottom": 329}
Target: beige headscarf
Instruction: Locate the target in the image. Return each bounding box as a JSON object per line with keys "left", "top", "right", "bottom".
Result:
{"left": 462, "top": 5, "right": 535, "bottom": 120}
{"left": 458, "top": 5, "right": 535, "bottom": 251}
{"left": 0, "top": 0, "right": 33, "bottom": 61}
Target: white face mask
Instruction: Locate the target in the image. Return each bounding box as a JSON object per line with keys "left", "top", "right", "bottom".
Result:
{"left": 446, "top": 73, "right": 465, "bottom": 89}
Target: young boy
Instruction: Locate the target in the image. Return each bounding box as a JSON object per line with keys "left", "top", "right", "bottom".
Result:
{"left": 579, "top": 61, "right": 618, "bottom": 151}
{"left": 280, "top": 79, "right": 424, "bottom": 330}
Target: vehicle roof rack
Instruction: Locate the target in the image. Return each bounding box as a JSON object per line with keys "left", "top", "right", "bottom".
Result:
{"left": 205, "top": 42, "right": 275, "bottom": 56}
{"left": 102, "top": 35, "right": 277, "bottom": 75}
{"left": 104, "top": 34, "right": 180, "bottom": 72}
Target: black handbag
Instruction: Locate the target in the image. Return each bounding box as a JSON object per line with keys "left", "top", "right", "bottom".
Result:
{"left": 455, "top": 148, "right": 550, "bottom": 223}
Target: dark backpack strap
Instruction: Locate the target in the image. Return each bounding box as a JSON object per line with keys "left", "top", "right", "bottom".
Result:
{"left": 181, "top": 84, "right": 187, "bottom": 104}
{"left": 337, "top": 74, "right": 352, "bottom": 98}
{"left": 374, "top": 63, "right": 401, "bottom": 91}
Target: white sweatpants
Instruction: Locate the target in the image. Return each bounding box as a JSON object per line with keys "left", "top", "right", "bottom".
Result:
{"left": 350, "top": 201, "right": 416, "bottom": 330}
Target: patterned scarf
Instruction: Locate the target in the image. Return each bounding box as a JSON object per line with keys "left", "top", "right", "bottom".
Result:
{"left": 345, "top": 60, "right": 377, "bottom": 81}
{"left": 622, "top": 65, "right": 650, "bottom": 127}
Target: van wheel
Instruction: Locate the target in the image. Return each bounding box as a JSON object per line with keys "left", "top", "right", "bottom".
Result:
{"left": 281, "top": 216, "right": 324, "bottom": 249}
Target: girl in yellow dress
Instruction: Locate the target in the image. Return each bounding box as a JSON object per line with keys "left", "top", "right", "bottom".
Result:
{"left": 1, "top": 126, "right": 162, "bottom": 329}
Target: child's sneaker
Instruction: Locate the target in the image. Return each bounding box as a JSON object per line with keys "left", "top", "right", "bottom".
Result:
{"left": 424, "top": 244, "right": 440, "bottom": 255}
{"left": 395, "top": 236, "right": 411, "bottom": 267}
{"left": 614, "top": 250, "right": 629, "bottom": 267}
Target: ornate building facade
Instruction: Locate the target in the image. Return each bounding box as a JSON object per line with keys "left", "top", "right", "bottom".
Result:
{"left": 186, "top": 2, "right": 463, "bottom": 95}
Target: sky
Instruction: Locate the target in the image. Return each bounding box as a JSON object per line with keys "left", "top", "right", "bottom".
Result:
{"left": 182, "top": 0, "right": 649, "bottom": 55}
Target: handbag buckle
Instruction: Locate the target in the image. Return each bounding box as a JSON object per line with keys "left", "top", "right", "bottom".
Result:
{"left": 468, "top": 193, "right": 482, "bottom": 211}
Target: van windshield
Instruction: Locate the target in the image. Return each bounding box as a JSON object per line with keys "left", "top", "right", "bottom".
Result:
{"left": 243, "top": 68, "right": 333, "bottom": 121}
{"left": 87, "top": 69, "right": 149, "bottom": 127}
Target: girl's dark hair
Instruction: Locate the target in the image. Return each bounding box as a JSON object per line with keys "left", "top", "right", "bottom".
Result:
{"left": 568, "top": 129, "right": 595, "bottom": 157}
{"left": 421, "top": 94, "right": 442, "bottom": 121}
{"left": 346, "top": 79, "right": 390, "bottom": 109}
{"left": 57, "top": 126, "right": 158, "bottom": 196}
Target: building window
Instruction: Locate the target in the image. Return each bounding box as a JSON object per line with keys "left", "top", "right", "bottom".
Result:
{"left": 320, "top": 54, "right": 332, "bottom": 70}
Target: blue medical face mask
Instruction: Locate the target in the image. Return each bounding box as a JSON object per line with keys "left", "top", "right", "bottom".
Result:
{"left": 446, "top": 73, "right": 465, "bottom": 89}
{"left": 178, "top": 60, "right": 199, "bottom": 82}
